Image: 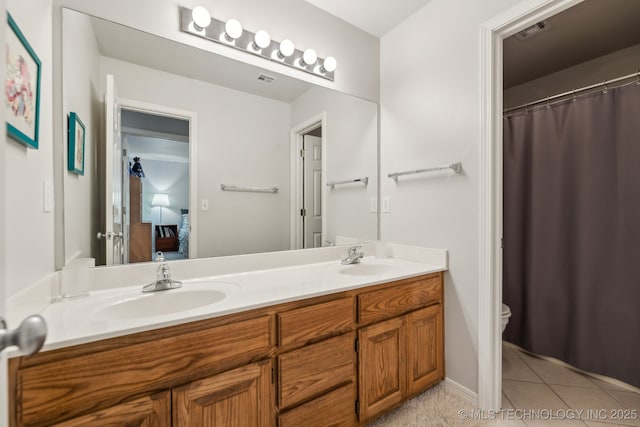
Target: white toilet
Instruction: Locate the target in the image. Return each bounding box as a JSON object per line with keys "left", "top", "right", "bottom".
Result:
{"left": 501, "top": 303, "right": 512, "bottom": 333}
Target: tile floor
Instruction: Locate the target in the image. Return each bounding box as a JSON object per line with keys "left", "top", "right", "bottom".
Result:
{"left": 502, "top": 341, "right": 640, "bottom": 426}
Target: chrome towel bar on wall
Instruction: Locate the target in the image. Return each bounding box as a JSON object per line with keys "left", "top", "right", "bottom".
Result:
{"left": 220, "top": 184, "right": 279, "bottom": 193}
{"left": 387, "top": 162, "right": 462, "bottom": 182}
{"left": 326, "top": 177, "right": 368, "bottom": 189}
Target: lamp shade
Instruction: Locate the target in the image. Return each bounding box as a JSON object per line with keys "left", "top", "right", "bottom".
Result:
{"left": 152, "top": 193, "right": 170, "bottom": 207}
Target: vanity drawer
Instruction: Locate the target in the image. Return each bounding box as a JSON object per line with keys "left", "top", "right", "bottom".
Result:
{"left": 357, "top": 274, "right": 442, "bottom": 324}
{"left": 278, "top": 383, "right": 356, "bottom": 427}
{"left": 278, "top": 297, "right": 354, "bottom": 348}
{"left": 278, "top": 332, "right": 355, "bottom": 410}
{"left": 16, "top": 315, "right": 272, "bottom": 426}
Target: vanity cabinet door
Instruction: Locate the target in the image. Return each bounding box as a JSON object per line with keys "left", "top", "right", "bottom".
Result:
{"left": 406, "top": 304, "right": 444, "bottom": 396}
{"left": 53, "top": 391, "right": 170, "bottom": 426}
{"left": 173, "top": 359, "right": 273, "bottom": 427}
{"left": 357, "top": 317, "right": 405, "bottom": 422}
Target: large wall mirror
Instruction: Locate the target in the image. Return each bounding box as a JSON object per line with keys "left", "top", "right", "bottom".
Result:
{"left": 58, "top": 7, "right": 378, "bottom": 267}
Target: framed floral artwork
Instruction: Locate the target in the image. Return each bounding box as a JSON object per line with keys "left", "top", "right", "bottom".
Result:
{"left": 68, "top": 112, "right": 86, "bottom": 175}
{"left": 6, "top": 12, "right": 41, "bottom": 149}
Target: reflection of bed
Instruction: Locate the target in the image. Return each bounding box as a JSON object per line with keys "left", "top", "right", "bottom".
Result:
{"left": 178, "top": 211, "right": 189, "bottom": 257}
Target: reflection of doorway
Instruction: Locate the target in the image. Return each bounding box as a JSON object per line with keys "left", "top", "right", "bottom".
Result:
{"left": 302, "top": 129, "right": 322, "bottom": 248}
{"left": 290, "top": 113, "right": 327, "bottom": 250}
{"left": 115, "top": 97, "right": 198, "bottom": 264}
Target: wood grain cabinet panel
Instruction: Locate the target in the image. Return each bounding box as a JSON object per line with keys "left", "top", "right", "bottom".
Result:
{"left": 358, "top": 275, "right": 442, "bottom": 325}
{"left": 406, "top": 304, "right": 444, "bottom": 395}
{"left": 173, "top": 360, "right": 272, "bottom": 427}
{"left": 278, "top": 332, "right": 355, "bottom": 410}
{"left": 278, "top": 297, "right": 354, "bottom": 348}
{"left": 52, "top": 391, "right": 170, "bottom": 427}
{"left": 358, "top": 317, "right": 405, "bottom": 422}
{"left": 278, "top": 383, "right": 356, "bottom": 427}
{"left": 16, "top": 315, "right": 271, "bottom": 425}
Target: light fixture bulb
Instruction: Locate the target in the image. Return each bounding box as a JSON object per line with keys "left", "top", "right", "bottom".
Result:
{"left": 302, "top": 48, "right": 317, "bottom": 66}
{"left": 253, "top": 30, "right": 271, "bottom": 49}
{"left": 224, "top": 19, "right": 243, "bottom": 40}
{"left": 321, "top": 56, "right": 337, "bottom": 73}
{"left": 191, "top": 6, "right": 211, "bottom": 30}
{"left": 278, "top": 39, "right": 295, "bottom": 58}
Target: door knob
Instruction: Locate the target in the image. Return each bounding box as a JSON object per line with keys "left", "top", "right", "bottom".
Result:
{"left": 0, "top": 315, "right": 47, "bottom": 355}
{"left": 113, "top": 232, "right": 124, "bottom": 239}
{"left": 96, "top": 232, "right": 112, "bottom": 240}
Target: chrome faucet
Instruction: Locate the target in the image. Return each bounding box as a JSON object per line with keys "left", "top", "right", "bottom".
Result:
{"left": 341, "top": 245, "right": 364, "bottom": 265}
{"left": 143, "top": 252, "right": 182, "bottom": 292}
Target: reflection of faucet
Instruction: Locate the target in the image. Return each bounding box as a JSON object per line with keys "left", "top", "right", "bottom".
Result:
{"left": 142, "top": 252, "right": 182, "bottom": 293}
{"left": 341, "top": 246, "right": 364, "bottom": 265}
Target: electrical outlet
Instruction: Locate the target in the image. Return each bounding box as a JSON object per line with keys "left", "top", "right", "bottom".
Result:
{"left": 382, "top": 197, "right": 391, "bottom": 213}
{"left": 201, "top": 199, "right": 209, "bottom": 211}
{"left": 370, "top": 197, "right": 377, "bottom": 213}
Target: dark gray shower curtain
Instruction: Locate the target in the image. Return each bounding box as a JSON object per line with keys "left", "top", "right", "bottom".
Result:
{"left": 503, "top": 83, "right": 640, "bottom": 387}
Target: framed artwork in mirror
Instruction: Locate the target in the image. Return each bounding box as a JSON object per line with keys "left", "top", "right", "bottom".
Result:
{"left": 68, "top": 112, "right": 86, "bottom": 175}
{"left": 5, "top": 13, "right": 41, "bottom": 149}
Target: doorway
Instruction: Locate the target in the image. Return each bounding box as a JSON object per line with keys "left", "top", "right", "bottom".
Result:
{"left": 480, "top": 0, "right": 640, "bottom": 409}
{"left": 290, "top": 113, "right": 327, "bottom": 250}
{"left": 113, "top": 97, "right": 198, "bottom": 265}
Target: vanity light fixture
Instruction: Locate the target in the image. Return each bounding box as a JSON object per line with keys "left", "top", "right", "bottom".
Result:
{"left": 180, "top": 6, "right": 336, "bottom": 81}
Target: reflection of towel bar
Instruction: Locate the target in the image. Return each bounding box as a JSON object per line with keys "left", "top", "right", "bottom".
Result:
{"left": 388, "top": 162, "right": 462, "bottom": 182}
{"left": 327, "top": 177, "right": 368, "bottom": 189}
{"left": 220, "top": 184, "right": 279, "bottom": 193}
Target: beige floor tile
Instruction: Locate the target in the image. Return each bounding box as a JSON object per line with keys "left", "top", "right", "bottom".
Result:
{"left": 504, "top": 357, "right": 543, "bottom": 383}
{"left": 585, "top": 421, "right": 640, "bottom": 427}
{"left": 550, "top": 385, "right": 640, "bottom": 426}
{"left": 608, "top": 391, "right": 640, "bottom": 410}
{"left": 503, "top": 343, "right": 523, "bottom": 359}
{"left": 503, "top": 380, "right": 568, "bottom": 410}
{"left": 523, "top": 358, "right": 598, "bottom": 388}
{"left": 503, "top": 393, "right": 515, "bottom": 410}
{"left": 590, "top": 378, "right": 640, "bottom": 394}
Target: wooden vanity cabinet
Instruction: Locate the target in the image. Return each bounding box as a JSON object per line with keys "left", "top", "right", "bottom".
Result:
{"left": 8, "top": 272, "right": 443, "bottom": 427}
{"left": 357, "top": 274, "right": 444, "bottom": 423}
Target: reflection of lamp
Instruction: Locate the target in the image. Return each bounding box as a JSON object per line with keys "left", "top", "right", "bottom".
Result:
{"left": 152, "top": 193, "right": 170, "bottom": 224}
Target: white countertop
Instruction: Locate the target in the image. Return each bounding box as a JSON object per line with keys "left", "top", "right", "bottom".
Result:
{"left": 24, "top": 256, "right": 445, "bottom": 355}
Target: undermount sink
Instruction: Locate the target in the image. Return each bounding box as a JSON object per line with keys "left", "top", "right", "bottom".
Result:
{"left": 332, "top": 259, "right": 403, "bottom": 276}
{"left": 92, "top": 282, "right": 238, "bottom": 320}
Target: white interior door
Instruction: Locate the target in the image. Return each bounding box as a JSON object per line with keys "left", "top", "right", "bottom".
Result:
{"left": 303, "top": 135, "right": 323, "bottom": 248}
{"left": 105, "top": 74, "right": 124, "bottom": 265}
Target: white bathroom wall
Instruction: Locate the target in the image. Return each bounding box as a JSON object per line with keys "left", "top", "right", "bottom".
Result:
{"left": 290, "top": 86, "right": 378, "bottom": 244}
{"left": 55, "top": 0, "right": 379, "bottom": 102}
{"left": 5, "top": 0, "right": 54, "bottom": 298}
{"left": 62, "top": 10, "right": 101, "bottom": 264}
{"left": 100, "top": 56, "right": 291, "bottom": 258}
{"left": 504, "top": 42, "right": 640, "bottom": 109}
{"left": 380, "top": 0, "right": 521, "bottom": 394}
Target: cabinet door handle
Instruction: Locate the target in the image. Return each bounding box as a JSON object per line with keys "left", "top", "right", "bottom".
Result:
{"left": 0, "top": 315, "right": 47, "bottom": 355}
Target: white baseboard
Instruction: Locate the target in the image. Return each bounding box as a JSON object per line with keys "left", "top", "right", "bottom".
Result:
{"left": 444, "top": 377, "right": 479, "bottom": 406}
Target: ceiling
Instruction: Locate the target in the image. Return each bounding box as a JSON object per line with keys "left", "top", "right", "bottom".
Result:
{"left": 504, "top": 0, "right": 640, "bottom": 88}
{"left": 304, "top": 0, "right": 431, "bottom": 37}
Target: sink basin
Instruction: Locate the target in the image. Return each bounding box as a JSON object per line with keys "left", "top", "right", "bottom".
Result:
{"left": 330, "top": 259, "right": 403, "bottom": 276}
{"left": 92, "top": 282, "right": 237, "bottom": 320}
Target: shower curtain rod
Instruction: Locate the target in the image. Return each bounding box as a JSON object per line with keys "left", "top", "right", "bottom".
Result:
{"left": 504, "top": 71, "right": 640, "bottom": 114}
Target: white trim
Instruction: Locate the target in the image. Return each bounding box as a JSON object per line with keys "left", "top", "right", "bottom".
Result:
{"left": 478, "top": 0, "right": 583, "bottom": 410}
{"left": 444, "top": 377, "right": 479, "bottom": 406}
{"left": 289, "top": 112, "right": 327, "bottom": 250}
{"left": 118, "top": 97, "right": 199, "bottom": 259}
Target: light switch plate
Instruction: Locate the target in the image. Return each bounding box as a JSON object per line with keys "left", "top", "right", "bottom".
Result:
{"left": 370, "top": 197, "right": 377, "bottom": 213}
{"left": 201, "top": 199, "right": 209, "bottom": 211}
{"left": 382, "top": 197, "right": 390, "bottom": 213}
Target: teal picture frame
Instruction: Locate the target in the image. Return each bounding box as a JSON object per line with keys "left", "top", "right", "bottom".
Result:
{"left": 5, "top": 12, "right": 41, "bottom": 149}
{"left": 68, "top": 112, "right": 86, "bottom": 175}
